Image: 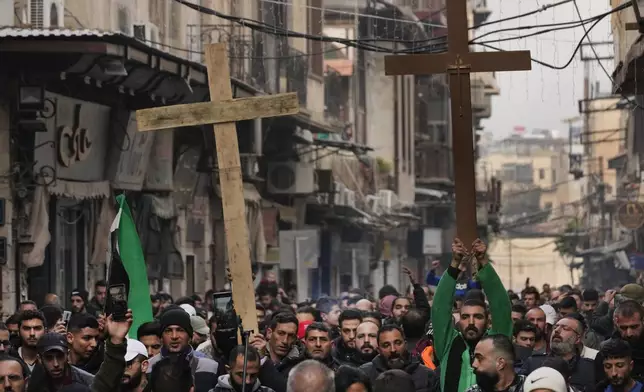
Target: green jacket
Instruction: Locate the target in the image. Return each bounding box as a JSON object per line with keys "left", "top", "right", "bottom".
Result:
{"left": 431, "top": 263, "right": 512, "bottom": 392}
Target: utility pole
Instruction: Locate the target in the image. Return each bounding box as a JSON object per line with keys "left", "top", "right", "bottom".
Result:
{"left": 599, "top": 156, "right": 607, "bottom": 246}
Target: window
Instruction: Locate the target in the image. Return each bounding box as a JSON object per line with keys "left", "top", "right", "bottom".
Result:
{"left": 117, "top": 6, "right": 131, "bottom": 35}
{"left": 30, "top": 0, "right": 43, "bottom": 28}
{"left": 539, "top": 168, "right": 545, "bottom": 180}
{"left": 49, "top": 3, "right": 59, "bottom": 27}
{"left": 169, "top": 2, "right": 181, "bottom": 40}
{"left": 552, "top": 169, "right": 557, "bottom": 183}
{"left": 307, "top": 0, "right": 323, "bottom": 76}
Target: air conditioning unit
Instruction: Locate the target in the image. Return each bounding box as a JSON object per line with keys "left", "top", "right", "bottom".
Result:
{"left": 366, "top": 195, "right": 382, "bottom": 214}
{"left": 267, "top": 162, "right": 315, "bottom": 194}
{"left": 133, "top": 22, "right": 160, "bottom": 48}
{"left": 333, "top": 182, "right": 344, "bottom": 205}
{"left": 344, "top": 190, "right": 356, "bottom": 208}
{"left": 377, "top": 190, "right": 399, "bottom": 211}
{"left": 240, "top": 155, "right": 259, "bottom": 179}
{"left": 29, "top": 0, "right": 64, "bottom": 28}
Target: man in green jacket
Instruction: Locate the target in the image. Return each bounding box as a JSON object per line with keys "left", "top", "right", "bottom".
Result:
{"left": 431, "top": 238, "right": 512, "bottom": 392}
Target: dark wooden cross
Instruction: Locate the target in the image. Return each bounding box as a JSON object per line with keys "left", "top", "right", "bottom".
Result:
{"left": 385, "top": 0, "right": 531, "bottom": 245}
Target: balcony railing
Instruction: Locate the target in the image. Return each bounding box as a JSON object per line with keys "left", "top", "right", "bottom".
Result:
{"left": 278, "top": 45, "right": 308, "bottom": 106}
{"left": 324, "top": 66, "right": 348, "bottom": 124}
{"left": 194, "top": 24, "right": 270, "bottom": 92}
{"left": 415, "top": 144, "right": 454, "bottom": 183}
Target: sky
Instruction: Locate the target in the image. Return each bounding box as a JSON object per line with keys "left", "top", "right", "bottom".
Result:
{"left": 476, "top": 0, "right": 615, "bottom": 139}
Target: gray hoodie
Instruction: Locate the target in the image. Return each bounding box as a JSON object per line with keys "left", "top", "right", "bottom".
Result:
{"left": 209, "top": 374, "right": 276, "bottom": 392}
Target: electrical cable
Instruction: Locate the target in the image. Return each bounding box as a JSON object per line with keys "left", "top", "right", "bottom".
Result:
{"left": 472, "top": 0, "right": 574, "bottom": 29}
{"left": 172, "top": 0, "right": 592, "bottom": 55}
{"left": 474, "top": 14, "right": 604, "bottom": 70}
{"left": 473, "top": 18, "right": 599, "bottom": 45}
{"left": 571, "top": 0, "right": 644, "bottom": 111}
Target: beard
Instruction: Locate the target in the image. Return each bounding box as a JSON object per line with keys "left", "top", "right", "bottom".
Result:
{"left": 550, "top": 338, "right": 576, "bottom": 356}
{"left": 358, "top": 344, "right": 377, "bottom": 363}
{"left": 461, "top": 325, "right": 482, "bottom": 342}
{"left": 385, "top": 352, "right": 408, "bottom": 370}
{"left": 475, "top": 369, "right": 500, "bottom": 392}
{"left": 609, "top": 375, "right": 631, "bottom": 391}
{"left": 230, "top": 375, "right": 254, "bottom": 392}
{"left": 121, "top": 371, "right": 143, "bottom": 391}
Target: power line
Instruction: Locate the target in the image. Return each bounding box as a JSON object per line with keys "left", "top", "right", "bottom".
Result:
{"left": 571, "top": 0, "right": 644, "bottom": 111}
{"left": 472, "top": 0, "right": 574, "bottom": 29}
{"left": 172, "top": 0, "right": 588, "bottom": 55}
{"left": 474, "top": 1, "right": 630, "bottom": 70}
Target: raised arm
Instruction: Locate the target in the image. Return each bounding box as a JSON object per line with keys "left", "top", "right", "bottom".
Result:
{"left": 431, "top": 239, "right": 467, "bottom": 358}
{"left": 472, "top": 239, "right": 512, "bottom": 337}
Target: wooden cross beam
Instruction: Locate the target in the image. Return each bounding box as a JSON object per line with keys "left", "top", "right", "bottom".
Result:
{"left": 384, "top": 0, "right": 531, "bottom": 245}
{"left": 135, "top": 43, "right": 300, "bottom": 335}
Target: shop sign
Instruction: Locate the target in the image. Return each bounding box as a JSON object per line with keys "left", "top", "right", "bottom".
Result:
{"left": 58, "top": 104, "right": 92, "bottom": 167}
{"left": 618, "top": 202, "right": 644, "bottom": 230}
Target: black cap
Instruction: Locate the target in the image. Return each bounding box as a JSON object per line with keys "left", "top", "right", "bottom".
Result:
{"left": 159, "top": 309, "right": 193, "bottom": 336}
{"left": 37, "top": 332, "right": 68, "bottom": 354}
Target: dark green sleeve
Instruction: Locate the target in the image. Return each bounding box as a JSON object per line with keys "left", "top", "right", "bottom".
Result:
{"left": 431, "top": 265, "right": 459, "bottom": 359}
{"left": 477, "top": 262, "right": 512, "bottom": 337}
{"left": 91, "top": 339, "right": 126, "bottom": 392}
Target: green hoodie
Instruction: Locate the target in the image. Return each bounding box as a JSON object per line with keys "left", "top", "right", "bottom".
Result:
{"left": 431, "top": 263, "right": 512, "bottom": 392}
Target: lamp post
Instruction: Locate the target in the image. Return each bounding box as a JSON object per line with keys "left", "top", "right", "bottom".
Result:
{"left": 626, "top": 0, "right": 644, "bottom": 32}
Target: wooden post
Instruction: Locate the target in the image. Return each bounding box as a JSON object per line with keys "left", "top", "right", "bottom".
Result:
{"left": 384, "top": 0, "right": 531, "bottom": 245}
{"left": 135, "top": 43, "right": 300, "bottom": 334}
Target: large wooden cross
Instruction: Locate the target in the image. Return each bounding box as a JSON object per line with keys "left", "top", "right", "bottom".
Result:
{"left": 385, "top": 0, "right": 531, "bottom": 245}
{"left": 136, "top": 43, "right": 299, "bottom": 334}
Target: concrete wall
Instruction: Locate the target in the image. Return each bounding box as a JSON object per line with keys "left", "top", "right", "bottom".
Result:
{"left": 588, "top": 97, "right": 625, "bottom": 204}
{"left": 365, "top": 50, "right": 415, "bottom": 204}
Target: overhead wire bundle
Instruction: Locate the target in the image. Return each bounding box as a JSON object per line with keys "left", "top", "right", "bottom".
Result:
{"left": 168, "top": 0, "right": 632, "bottom": 71}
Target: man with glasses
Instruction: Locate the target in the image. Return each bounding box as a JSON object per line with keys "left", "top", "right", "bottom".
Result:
{"left": 121, "top": 339, "right": 149, "bottom": 392}
{"left": 0, "top": 355, "right": 29, "bottom": 392}
{"left": 519, "top": 314, "right": 596, "bottom": 391}
{"left": 0, "top": 323, "right": 11, "bottom": 355}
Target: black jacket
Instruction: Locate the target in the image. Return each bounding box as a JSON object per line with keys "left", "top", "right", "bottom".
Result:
{"left": 519, "top": 353, "right": 596, "bottom": 392}
{"left": 27, "top": 365, "right": 94, "bottom": 392}
{"left": 331, "top": 338, "right": 362, "bottom": 368}
{"left": 359, "top": 354, "right": 438, "bottom": 392}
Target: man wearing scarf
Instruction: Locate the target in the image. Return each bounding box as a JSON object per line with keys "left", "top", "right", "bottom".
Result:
{"left": 146, "top": 308, "right": 222, "bottom": 392}
{"left": 432, "top": 238, "right": 512, "bottom": 392}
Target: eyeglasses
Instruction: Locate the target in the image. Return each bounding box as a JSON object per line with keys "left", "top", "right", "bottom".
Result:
{"left": 553, "top": 324, "right": 580, "bottom": 335}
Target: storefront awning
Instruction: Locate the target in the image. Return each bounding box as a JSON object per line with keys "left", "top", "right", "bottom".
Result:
{"left": 0, "top": 27, "right": 260, "bottom": 105}
{"left": 47, "top": 180, "right": 110, "bottom": 200}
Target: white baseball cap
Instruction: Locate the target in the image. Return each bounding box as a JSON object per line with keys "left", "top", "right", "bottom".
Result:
{"left": 180, "top": 304, "right": 197, "bottom": 317}
{"left": 125, "top": 339, "right": 149, "bottom": 362}
{"left": 523, "top": 367, "right": 568, "bottom": 392}
{"left": 540, "top": 304, "right": 557, "bottom": 326}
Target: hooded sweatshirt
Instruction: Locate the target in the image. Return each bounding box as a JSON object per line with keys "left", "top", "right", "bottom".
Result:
{"left": 209, "top": 374, "right": 276, "bottom": 392}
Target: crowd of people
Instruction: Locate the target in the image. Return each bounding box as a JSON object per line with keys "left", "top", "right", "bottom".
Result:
{"left": 1, "top": 237, "right": 644, "bottom": 392}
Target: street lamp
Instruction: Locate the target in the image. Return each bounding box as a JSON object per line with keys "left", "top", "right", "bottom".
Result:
{"left": 626, "top": 0, "right": 644, "bottom": 33}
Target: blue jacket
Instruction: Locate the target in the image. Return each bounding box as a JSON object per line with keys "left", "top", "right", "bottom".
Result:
{"left": 425, "top": 270, "right": 480, "bottom": 297}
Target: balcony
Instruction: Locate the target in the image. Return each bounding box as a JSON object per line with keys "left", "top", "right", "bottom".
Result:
{"left": 471, "top": 0, "right": 492, "bottom": 25}
{"left": 415, "top": 143, "right": 454, "bottom": 185}
{"left": 197, "top": 25, "right": 270, "bottom": 92}
{"left": 324, "top": 65, "right": 349, "bottom": 125}
{"left": 471, "top": 76, "right": 487, "bottom": 112}
{"left": 278, "top": 44, "right": 308, "bottom": 107}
